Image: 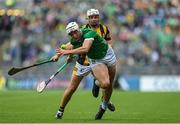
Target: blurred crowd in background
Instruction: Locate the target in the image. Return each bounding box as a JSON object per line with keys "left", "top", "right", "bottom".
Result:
{"left": 0, "top": 0, "right": 180, "bottom": 75}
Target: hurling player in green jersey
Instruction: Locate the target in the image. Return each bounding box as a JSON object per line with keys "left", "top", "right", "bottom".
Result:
{"left": 52, "top": 22, "right": 116, "bottom": 120}
{"left": 52, "top": 9, "right": 115, "bottom": 120}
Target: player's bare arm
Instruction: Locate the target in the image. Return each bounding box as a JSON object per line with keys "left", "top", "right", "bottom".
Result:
{"left": 56, "top": 39, "right": 93, "bottom": 56}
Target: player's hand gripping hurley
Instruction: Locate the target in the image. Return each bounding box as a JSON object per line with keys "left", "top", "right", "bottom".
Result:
{"left": 37, "top": 62, "right": 68, "bottom": 93}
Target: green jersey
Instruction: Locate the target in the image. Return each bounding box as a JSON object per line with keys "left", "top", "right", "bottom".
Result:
{"left": 70, "top": 28, "right": 108, "bottom": 59}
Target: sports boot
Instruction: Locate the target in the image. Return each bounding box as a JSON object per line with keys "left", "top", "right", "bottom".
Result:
{"left": 55, "top": 110, "right": 63, "bottom": 119}
{"left": 95, "top": 105, "right": 106, "bottom": 120}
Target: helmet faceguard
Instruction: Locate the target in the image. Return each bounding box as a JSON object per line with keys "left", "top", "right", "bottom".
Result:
{"left": 66, "top": 22, "right": 80, "bottom": 34}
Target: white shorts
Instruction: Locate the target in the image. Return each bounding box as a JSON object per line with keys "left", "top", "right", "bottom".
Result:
{"left": 88, "top": 47, "right": 116, "bottom": 68}
{"left": 72, "top": 62, "right": 91, "bottom": 76}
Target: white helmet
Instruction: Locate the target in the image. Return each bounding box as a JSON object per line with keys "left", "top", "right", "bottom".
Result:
{"left": 66, "top": 22, "right": 79, "bottom": 34}
{"left": 87, "top": 8, "right": 99, "bottom": 17}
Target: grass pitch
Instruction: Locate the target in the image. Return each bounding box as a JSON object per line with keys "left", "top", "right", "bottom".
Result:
{"left": 0, "top": 90, "right": 180, "bottom": 123}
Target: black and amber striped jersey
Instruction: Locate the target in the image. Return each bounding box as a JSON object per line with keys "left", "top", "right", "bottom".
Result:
{"left": 82, "top": 24, "right": 111, "bottom": 41}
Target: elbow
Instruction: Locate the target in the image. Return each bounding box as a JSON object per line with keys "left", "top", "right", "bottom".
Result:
{"left": 83, "top": 47, "right": 89, "bottom": 53}
{"left": 81, "top": 46, "right": 89, "bottom": 53}
{"left": 84, "top": 49, "right": 88, "bottom": 53}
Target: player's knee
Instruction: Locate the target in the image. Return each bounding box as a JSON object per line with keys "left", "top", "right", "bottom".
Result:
{"left": 101, "top": 80, "right": 111, "bottom": 89}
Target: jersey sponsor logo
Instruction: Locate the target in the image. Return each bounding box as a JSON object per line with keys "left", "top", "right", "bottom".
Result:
{"left": 80, "top": 68, "right": 84, "bottom": 72}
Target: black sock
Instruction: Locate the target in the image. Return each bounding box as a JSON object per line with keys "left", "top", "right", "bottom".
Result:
{"left": 59, "top": 106, "right": 64, "bottom": 112}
